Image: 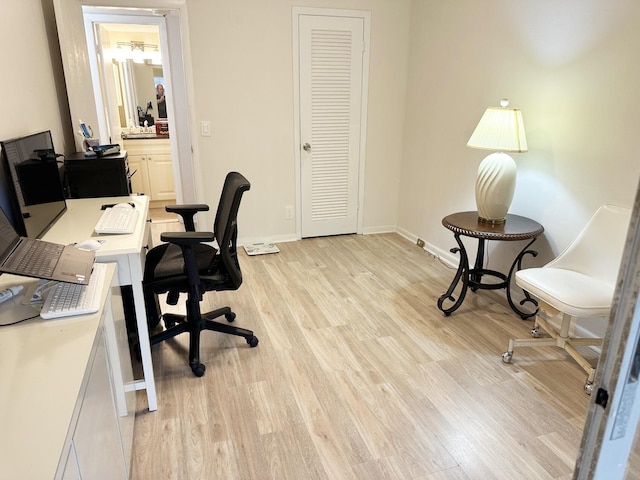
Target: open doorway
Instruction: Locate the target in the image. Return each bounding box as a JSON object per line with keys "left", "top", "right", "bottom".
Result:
{"left": 93, "top": 21, "right": 178, "bottom": 221}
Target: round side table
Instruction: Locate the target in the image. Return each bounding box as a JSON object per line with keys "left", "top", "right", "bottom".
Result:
{"left": 437, "top": 211, "right": 544, "bottom": 319}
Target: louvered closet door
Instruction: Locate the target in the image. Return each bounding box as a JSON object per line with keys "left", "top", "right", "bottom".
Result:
{"left": 299, "top": 15, "right": 364, "bottom": 238}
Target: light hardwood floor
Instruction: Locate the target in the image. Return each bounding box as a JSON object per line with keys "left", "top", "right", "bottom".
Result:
{"left": 132, "top": 230, "right": 609, "bottom": 479}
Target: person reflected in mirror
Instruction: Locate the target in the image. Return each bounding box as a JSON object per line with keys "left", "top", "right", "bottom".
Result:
{"left": 156, "top": 83, "right": 167, "bottom": 118}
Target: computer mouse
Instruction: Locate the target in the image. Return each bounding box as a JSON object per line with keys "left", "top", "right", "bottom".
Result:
{"left": 113, "top": 202, "right": 134, "bottom": 209}
{"left": 75, "top": 239, "right": 103, "bottom": 251}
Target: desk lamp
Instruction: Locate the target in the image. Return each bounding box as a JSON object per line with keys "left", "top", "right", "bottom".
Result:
{"left": 467, "top": 99, "right": 527, "bottom": 224}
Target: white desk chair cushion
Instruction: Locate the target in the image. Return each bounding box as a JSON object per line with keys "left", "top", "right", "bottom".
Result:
{"left": 516, "top": 268, "right": 614, "bottom": 317}
{"left": 506, "top": 204, "right": 632, "bottom": 393}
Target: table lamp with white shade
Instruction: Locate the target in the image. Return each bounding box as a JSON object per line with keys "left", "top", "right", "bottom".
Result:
{"left": 467, "top": 99, "right": 527, "bottom": 224}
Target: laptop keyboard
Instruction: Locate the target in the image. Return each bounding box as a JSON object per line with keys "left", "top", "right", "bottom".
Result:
{"left": 40, "top": 263, "right": 107, "bottom": 319}
{"left": 4, "top": 241, "right": 63, "bottom": 277}
{"left": 94, "top": 207, "right": 139, "bottom": 234}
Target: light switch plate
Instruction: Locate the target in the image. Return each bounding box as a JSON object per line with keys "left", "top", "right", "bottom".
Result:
{"left": 200, "top": 121, "right": 211, "bottom": 137}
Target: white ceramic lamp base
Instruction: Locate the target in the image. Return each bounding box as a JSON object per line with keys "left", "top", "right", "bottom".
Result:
{"left": 475, "top": 152, "right": 517, "bottom": 224}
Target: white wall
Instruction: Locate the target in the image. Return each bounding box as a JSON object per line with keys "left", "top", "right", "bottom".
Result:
{"left": 0, "top": 1, "right": 69, "bottom": 154}
{"left": 399, "top": 0, "right": 640, "bottom": 273}
{"left": 186, "top": 0, "right": 412, "bottom": 242}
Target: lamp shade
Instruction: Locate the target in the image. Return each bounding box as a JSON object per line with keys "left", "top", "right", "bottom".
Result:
{"left": 467, "top": 107, "right": 527, "bottom": 152}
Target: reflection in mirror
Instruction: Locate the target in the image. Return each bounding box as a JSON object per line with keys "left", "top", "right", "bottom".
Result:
{"left": 131, "top": 61, "right": 164, "bottom": 126}
{"left": 100, "top": 24, "right": 165, "bottom": 129}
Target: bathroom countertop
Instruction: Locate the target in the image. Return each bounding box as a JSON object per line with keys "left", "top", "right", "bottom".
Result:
{"left": 122, "top": 133, "right": 169, "bottom": 140}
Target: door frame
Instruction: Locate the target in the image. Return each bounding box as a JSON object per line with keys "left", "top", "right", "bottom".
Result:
{"left": 82, "top": 11, "right": 169, "bottom": 151}
{"left": 52, "top": 0, "right": 200, "bottom": 206}
{"left": 575, "top": 184, "right": 640, "bottom": 478}
{"left": 292, "top": 7, "right": 371, "bottom": 239}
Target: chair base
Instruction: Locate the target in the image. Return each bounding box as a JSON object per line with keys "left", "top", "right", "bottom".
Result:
{"left": 502, "top": 311, "right": 602, "bottom": 394}
{"left": 150, "top": 303, "right": 259, "bottom": 376}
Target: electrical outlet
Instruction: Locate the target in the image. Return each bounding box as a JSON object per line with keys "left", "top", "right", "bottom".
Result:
{"left": 285, "top": 206, "right": 294, "bottom": 219}
{"left": 416, "top": 238, "right": 425, "bottom": 248}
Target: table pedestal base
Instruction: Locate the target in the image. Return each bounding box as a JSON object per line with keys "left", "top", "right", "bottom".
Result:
{"left": 437, "top": 235, "right": 539, "bottom": 319}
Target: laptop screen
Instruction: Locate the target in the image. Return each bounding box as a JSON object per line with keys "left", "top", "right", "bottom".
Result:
{"left": 0, "top": 207, "right": 20, "bottom": 262}
{"left": 0, "top": 130, "right": 67, "bottom": 239}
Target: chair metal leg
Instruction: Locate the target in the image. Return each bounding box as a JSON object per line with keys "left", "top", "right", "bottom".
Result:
{"left": 502, "top": 311, "right": 602, "bottom": 393}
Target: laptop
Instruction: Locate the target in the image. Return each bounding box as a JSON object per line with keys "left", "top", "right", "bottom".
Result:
{"left": 0, "top": 207, "right": 94, "bottom": 284}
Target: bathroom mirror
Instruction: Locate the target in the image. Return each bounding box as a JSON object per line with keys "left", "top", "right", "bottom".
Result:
{"left": 115, "top": 59, "right": 165, "bottom": 127}
{"left": 100, "top": 24, "right": 166, "bottom": 128}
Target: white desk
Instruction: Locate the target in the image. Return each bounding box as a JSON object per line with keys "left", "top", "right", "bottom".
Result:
{"left": 42, "top": 195, "right": 157, "bottom": 411}
{"left": 0, "top": 264, "right": 135, "bottom": 479}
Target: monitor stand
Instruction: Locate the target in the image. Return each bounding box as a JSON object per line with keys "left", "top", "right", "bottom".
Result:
{"left": 0, "top": 282, "right": 41, "bottom": 326}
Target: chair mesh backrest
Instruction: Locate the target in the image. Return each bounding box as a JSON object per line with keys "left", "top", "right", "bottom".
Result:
{"left": 214, "top": 172, "right": 251, "bottom": 287}
{"left": 547, "top": 204, "right": 631, "bottom": 285}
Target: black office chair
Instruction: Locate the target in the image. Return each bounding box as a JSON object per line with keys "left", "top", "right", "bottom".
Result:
{"left": 143, "top": 171, "right": 258, "bottom": 376}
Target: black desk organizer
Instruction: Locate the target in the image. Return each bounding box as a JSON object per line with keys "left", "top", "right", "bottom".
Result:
{"left": 64, "top": 151, "right": 131, "bottom": 198}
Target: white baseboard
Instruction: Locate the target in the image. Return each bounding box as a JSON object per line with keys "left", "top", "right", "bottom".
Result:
{"left": 395, "top": 226, "right": 416, "bottom": 244}
{"left": 363, "top": 225, "right": 396, "bottom": 235}
{"left": 424, "top": 241, "right": 458, "bottom": 268}
{"left": 238, "top": 233, "right": 298, "bottom": 247}
{"left": 396, "top": 226, "right": 458, "bottom": 267}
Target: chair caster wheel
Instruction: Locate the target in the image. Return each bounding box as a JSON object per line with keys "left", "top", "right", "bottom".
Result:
{"left": 530, "top": 326, "right": 540, "bottom": 338}
{"left": 225, "top": 312, "right": 236, "bottom": 322}
{"left": 247, "top": 336, "right": 259, "bottom": 348}
{"left": 191, "top": 363, "right": 206, "bottom": 377}
{"left": 584, "top": 381, "right": 593, "bottom": 395}
{"left": 502, "top": 351, "right": 513, "bottom": 363}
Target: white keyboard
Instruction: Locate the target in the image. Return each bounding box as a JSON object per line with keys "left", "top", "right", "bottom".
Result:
{"left": 94, "top": 206, "right": 139, "bottom": 234}
{"left": 40, "top": 263, "right": 107, "bottom": 319}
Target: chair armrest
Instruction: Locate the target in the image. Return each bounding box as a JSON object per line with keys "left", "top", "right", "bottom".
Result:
{"left": 160, "top": 231, "right": 216, "bottom": 290}
{"left": 160, "top": 231, "right": 214, "bottom": 245}
{"left": 165, "top": 204, "right": 210, "bottom": 231}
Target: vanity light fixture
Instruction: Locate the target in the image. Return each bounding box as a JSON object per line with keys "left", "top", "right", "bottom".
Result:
{"left": 114, "top": 41, "right": 160, "bottom": 64}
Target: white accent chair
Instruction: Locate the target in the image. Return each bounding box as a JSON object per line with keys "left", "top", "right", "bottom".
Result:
{"left": 502, "top": 204, "right": 631, "bottom": 393}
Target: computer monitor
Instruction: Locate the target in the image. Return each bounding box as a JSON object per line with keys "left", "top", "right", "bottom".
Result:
{"left": 0, "top": 130, "right": 67, "bottom": 238}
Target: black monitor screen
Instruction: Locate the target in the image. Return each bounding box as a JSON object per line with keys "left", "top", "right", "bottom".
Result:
{"left": 0, "top": 130, "right": 66, "bottom": 238}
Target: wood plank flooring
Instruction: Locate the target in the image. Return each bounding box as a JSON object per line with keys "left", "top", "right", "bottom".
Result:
{"left": 131, "top": 230, "right": 602, "bottom": 479}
